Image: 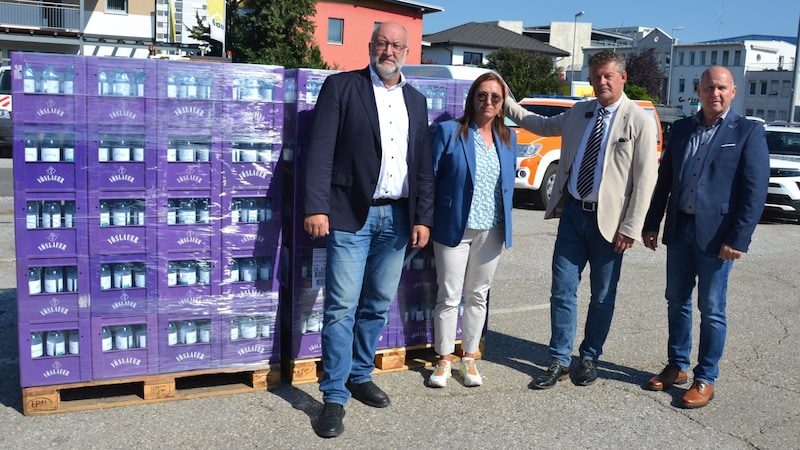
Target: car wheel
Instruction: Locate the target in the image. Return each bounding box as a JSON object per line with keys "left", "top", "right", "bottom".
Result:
{"left": 532, "top": 163, "right": 557, "bottom": 210}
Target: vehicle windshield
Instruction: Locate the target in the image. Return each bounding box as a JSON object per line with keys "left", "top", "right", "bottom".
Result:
{"left": 766, "top": 130, "right": 800, "bottom": 157}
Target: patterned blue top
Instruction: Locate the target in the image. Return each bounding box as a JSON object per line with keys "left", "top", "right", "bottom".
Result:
{"left": 467, "top": 122, "right": 504, "bottom": 230}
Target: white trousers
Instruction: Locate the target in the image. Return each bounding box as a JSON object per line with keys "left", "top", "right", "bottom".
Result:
{"left": 432, "top": 226, "right": 503, "bottom": 355}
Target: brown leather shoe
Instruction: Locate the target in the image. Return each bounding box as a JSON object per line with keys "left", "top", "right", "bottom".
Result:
{"left": 679, "top": 380, "right": 715, "bottom": 409}
{"left": 646, "top": 364, "right": 688, "bottom": 391}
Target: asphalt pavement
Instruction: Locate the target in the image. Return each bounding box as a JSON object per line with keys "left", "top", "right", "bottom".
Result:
{"left": 0, "top": 156, "right": 798, "bottom": 448}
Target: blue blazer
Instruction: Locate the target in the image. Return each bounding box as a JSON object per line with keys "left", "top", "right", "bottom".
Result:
{"left": 303, "top": 67, "right": 434, "bottom": 233}
{"left": 644, "top": 111, "right": 769, "bottom": 254}
{"left": 430, "top": 120, "right": 517, "bottom": 248}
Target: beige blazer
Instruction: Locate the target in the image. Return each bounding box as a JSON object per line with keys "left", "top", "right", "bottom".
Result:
{"left": 506, "top": 96, "right": 658, "bottom": 243}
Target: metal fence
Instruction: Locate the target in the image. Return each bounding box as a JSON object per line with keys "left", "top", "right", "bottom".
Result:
{"left": 0, "top": 0, "right": 81, "bottom": 31}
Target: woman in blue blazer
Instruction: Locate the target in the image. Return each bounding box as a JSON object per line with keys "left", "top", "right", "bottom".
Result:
{"left": 427, "top": 72, "right": 516, "bottom": 387}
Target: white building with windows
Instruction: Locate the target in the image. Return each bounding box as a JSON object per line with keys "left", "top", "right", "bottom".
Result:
{"left": 667, "top": 37, "right": 797, "bottom": 121}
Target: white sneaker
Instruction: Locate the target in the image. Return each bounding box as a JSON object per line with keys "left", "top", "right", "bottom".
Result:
{"left": 460, "top": 357, "right": 483, "bottom": 387}
{"left": 428, "top": 360, "right": 451, "bottom": 388}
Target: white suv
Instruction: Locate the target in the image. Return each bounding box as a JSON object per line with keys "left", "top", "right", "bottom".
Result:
{"left": 764, "top": 125, "right": 800, "bottom": 220}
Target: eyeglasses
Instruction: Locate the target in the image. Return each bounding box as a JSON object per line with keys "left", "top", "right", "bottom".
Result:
{"left": 476, "top": 92, "right": 503, "bottom": 104}
{"left": 371, "top": 40, "right": 408, "bottom": 53}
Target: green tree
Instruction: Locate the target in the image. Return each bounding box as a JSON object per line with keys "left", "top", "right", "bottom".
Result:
{"left": 625, "top": 48, "right": 663, "bottom": 102}
{"left": 187, "top": 11, "right": 223, "bottom": 57}
{"left": 623, "top": 83, "right": 657, "bottom": 102}
{"left": 228, "top": 0, "right": 329, "bottom": 69}
{"left": 486, "top": 48, "right": 565, "bottom": 99}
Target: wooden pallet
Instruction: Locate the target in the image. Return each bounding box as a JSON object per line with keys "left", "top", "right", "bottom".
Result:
{"left": 287, "top": 341, "right": 483, "bottom": 385}
{"left": 22, "top": 364, "right": 280, "bottom": 416}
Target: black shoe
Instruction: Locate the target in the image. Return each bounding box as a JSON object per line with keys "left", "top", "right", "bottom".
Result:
{"left": 345, "top": 380, "right": 391, "bottom": 408}
{"left": 576, "top": 359, "right": 598, "bottom": 386}
{"left": 316, "top": 403, "right": 345, "bottom": 438}
{"left": 532, "top": 363, "right": 570, "bottom": 389}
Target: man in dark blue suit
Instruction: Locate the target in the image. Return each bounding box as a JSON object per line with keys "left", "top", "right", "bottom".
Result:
{"left": 642, "top": 66, "right": 769, "bottom": 408}
{"left": 303, "top": 21, "right": 433, "bottom": 438}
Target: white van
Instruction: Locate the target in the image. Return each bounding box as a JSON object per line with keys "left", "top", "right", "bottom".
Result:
{"left": 401, "top": 64, "right": 493, "bottom": 81}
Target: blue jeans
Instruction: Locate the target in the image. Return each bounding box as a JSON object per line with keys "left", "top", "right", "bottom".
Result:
{"left": 320, "top": 203, "right": 409, "bottom": 405}
{"left": 549, "top": 199, "right": 624, "bottom": 366}
{"left": 665, "top": 213, "right": 733, "bottom": 385}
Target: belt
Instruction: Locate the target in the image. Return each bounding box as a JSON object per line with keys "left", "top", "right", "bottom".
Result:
{"left": 371, "top": 197, "right": 406, "bottom": 206}
{"left": 570, "top": 195, "right": 597, "bottom": 212}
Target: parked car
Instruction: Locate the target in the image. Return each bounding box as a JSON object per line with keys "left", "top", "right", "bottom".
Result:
{"left": 511, "top": 96, "right": 662, "bottom": 209}
{"left": 0, "top": 65, "right": 11, "bottom": 157}
{"left": 656, "top": 106, "right": 686, "bottom": 149}
{"left": 764, "top": 124, "right": 800, "bottom": 220}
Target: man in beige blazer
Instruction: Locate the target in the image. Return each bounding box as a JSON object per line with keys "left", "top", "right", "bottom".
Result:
{"left": 505, "top": 50, "right": 658, "bottom": 389}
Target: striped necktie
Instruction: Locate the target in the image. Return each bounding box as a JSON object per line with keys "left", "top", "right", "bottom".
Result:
{"left": 576, "top": 108, "right": 606, "bottom": 199}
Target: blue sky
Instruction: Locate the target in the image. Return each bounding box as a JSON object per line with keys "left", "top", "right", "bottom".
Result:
{"left": 421, "top": 1, "right": 800, "bottom": 45}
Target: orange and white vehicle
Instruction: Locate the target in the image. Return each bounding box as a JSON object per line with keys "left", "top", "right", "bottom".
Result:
{"left": 0, "top": 65, "right": 11, "bottom": 154}
{"left": 510, "top": 95, "right": 662, "bottom": 208}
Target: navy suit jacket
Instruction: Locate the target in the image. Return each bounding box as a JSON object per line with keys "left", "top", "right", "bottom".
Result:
{"left": 430, "top": 120, "right": 517, "bottom": 248}
{"left": 303, "top": 67, "right": 434, "bottom": 233}
{"left": 644, "top": 111, "right": 769, "bottom": 254}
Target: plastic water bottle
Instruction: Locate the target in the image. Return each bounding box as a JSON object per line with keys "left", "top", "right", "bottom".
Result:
{"left": 31, "top": 332, "right": 44, "bottom": 358}
{"left": 111, "top": 137, "right": 131, "bottom": 161}
{"left": 195, "top": 142, "right": 210, "bottom": 162}
{"left": 243, "top": 77, "right": 259, "bottom": 100}
{"left": 177, "top": 139, "right": 194, "bottom": 162}
{"left": 62, "top": 135, "right": 75, "bottom": 162}
{"left": 98, "top": 137, "right": 110, "bottom": 162}
{"left": 231, "top": 77, "right": 241, "bottom": 100}
{"left": 135, "top": 325, "right": 147, "bottom": 348}
{"left": 198, "top": 74, "right": 212, "bottom": 99}
{"left": 230, "top": 198, "right": 241, "bottom": 223}
{"left": 98, "top": 67, "right": 110, "bottom": 95}
{"left": 44, "top": 266, "right": 64, "bottom": 293}
{"left": 178, "top": 320, "right": 197, "bottom": 344}
{"left": 101, "top": 326, "right": 113, "bottom": 351}
{"left": 196, "top": 198, "right": 210, "bottom": 224}
{"left": 24, "top": 136, "right": 38, "bottom": 161}
{"left": 260, "top": 76, "right": 275, "bottom": 101}
{"left": 135, "top": 69, "right": 146, "bottom": 97}
{"left": 258, "top": 143, "right": 273, "bottom": 162}
{"left": 178, "top": 198, "right": 196, "bottom": 225}
{"left": 167, "top": 199, "right": 177, "bottom": 225}
{"left": 42, "top": 201, "right": 62, "bottom": 228}
{"left": 112, "top": 199, "right": 129, "bottom": 226}
{"left": 130, "top": 200, "right": 145, "bottom": 226}
{"left": 230, "top": 258, "right": 240, "bottom": 282}
{"left": 167, "top": 321, "right": 178, "bottom": 346}
{"left": 240, "top": 258, "right": 257, "bottom": 282}
{"left": 131, "top": 139, "right": 145, "bottom": 162}
{"left": 198, "top": 320, "right": 211, "bottom": 343}
{"left": 113, "top": 69, "right": 131, "bottom": 96}
{"left": 132, "top": 262, "right": 146, "bottom": 288}
{"left": 46, "top": 330, "right": 66, "bottom": 356}
{"left": 100, "top": 264, "right": 112, "bottom": 290}
{"left": 258, "top": 257, "right": 273, "bottom": 281}
{"left": 23, "top": 63, "right": 36, "bottom": 93}
{"left": 258, "top": 198, "right": 271, "bottom": 222}
{"left": 167, "top": 138, "right": 177, "bottom": 162}
{"left": 28, "top": 266, "right": 42, "bottom": 294}
{"left": 63, "top": 66, "right": 75, "bottom": 95}
{"left": 99, "top": 200, "right": 111, "bottom": 227}
{"left": 178, "top": 260, "right": 197, "bottom": 285}
{"left": 65, "top": 266, "right": 78, "bottom": 292}
{"left": 239, "top": 141, "right": 257, "bottom": 162}
{"left": 240, "top": 316, "right": 258, "bottom": 339}
{"left": 113, "top": 263, "right": 132, "bottom": 289}
{"left": 197, "top": 260, "right": 211, "bottom": 285}
{"left": 40, "top": 65, "right": 59, "bottom": 94}
{"left": 167, "top": 262, "right": 178, "bottom": 286}
{"left": 40, "top": 135, "right": 61, "bottom": 162}
{"left": 241, "top": 198, "right": 258, "bottom": 223}
{"left": 115, "top": 325, "right": 133, "bottom": 350}
{"left": 26, "top": 201, "right": 39, "bottom": 229}
{"left": 67, "top": 329, "right": 80, "bottom": 354}
{"left": 259, "top": 315, "right": 272, "bottom": 338}
{"left": 167, "top": 72, "right": 178, "bottom": 98}
{"left": 433, "top": 86, "right": 446, "bottom": 110}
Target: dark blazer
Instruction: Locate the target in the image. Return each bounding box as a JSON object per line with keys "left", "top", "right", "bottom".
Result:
{"left": 430, "top": 120, "right": 517, "bottom": 248}
{"left": 643, "top": 111, "right": 769, "bottom": 254}
{"left": 303, "top": 67, "right": 434, "bottom": 233}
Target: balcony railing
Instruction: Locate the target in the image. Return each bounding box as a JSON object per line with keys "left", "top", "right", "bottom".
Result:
{"left": 0, "top": 0, "right": 81, "bottom": 32}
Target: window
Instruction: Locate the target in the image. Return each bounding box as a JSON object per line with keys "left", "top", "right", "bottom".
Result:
{"left": 745, "top": 109, "right": 754, "bottom": 116}
{"left": 328, "top": 18, "right": 344, "bottom": 44}
{"left": 733, "top": 50, "right": 741, "bottom": 66}
{"left": 760, "top": 81, "right": 767, "bottom": 95}
{"left": 678, "top": 51, "right": 684, "bottom": 66}
{"left": 722, "top": 50, "right": 729, "bottom": 66}
{"left": 770, "top": 80, "right": 779, "bottom": 95}
{"left": 782, "top": 80, "right": 791, "bottom": 97}
{"left": 692, "top": 78, "right": 699, "bottom": 91}
{"left": 749, "top": 81, "right": 756, "bottom": 95}
{"left": 464, "top": 52, "right": 483, "bottom": 66}
{"left": 700, "top": 51, "right": 706, "bottom": 65}
{"left": 689, "top": 51, "right": 695, "bottom": 65}
{"left": 107, "top": 0, "right": 128, "bottom": 13}
{"left": 711, "top": 51, "right": 717, "bottom": 64}
{"left": 678, "top": 79, "right": 685, "bottom": 93}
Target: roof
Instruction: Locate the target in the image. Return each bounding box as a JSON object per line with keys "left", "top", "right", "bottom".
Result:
{"left": 376, "top": 0, "right": 443, "bottom": 13}
{"left": 698, "top": 35, "right": 797, "bottom": 45}
{"left": 423, "top": 22, "right": 569, "bottom": 56}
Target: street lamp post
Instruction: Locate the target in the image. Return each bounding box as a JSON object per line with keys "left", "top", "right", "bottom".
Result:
{"left": 570, "top": 11, "right": 585, "bottom": 91}
{"left": 667, "top": 26, "right": 683, "bottom": 106}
